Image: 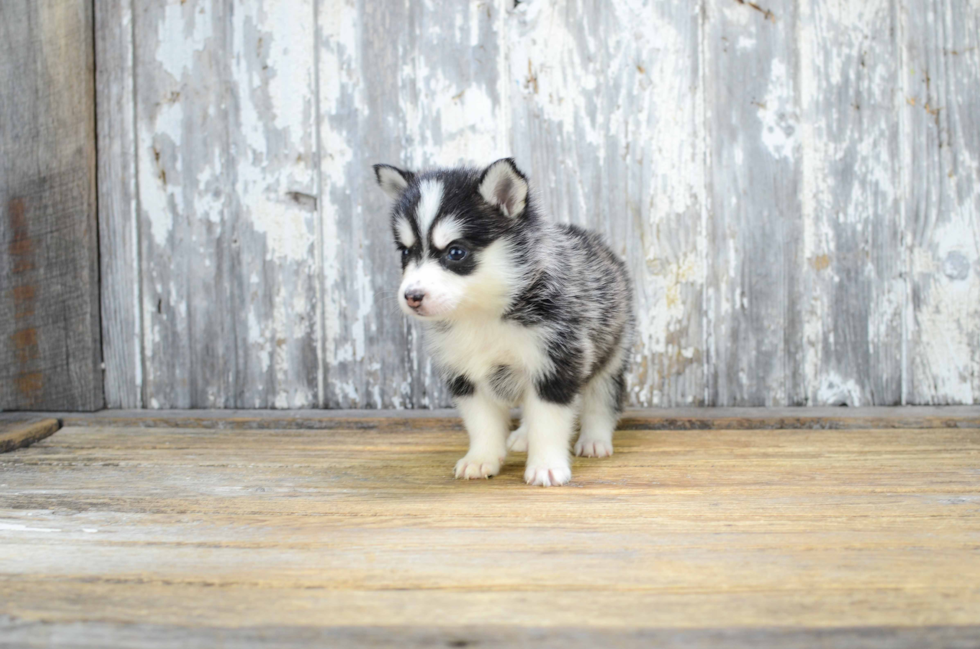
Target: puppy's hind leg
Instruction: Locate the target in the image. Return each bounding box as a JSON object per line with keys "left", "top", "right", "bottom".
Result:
{"left": 506, "top": 419, "right": 528, "bottom": 453}
{"left": 575, "top": 366, "right": 625, "bottom": 458}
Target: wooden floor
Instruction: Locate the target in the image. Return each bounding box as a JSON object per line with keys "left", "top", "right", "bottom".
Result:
{"left": 2, "top": 409, "right": 980, "bottom": 648}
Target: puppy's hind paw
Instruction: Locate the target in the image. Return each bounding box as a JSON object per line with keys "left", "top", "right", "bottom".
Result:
{"left": 454, "top": 454, "right": 503, "bottom": 480}
{"left": 524, "top": 461, "right": 572, "bottom": 487}
{"left": 574, "top": 437, "right": 614, "bottom": 458}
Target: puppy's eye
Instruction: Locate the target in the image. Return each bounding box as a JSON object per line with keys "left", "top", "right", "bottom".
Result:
{"left": 400, "top": 247, "right": 410, "bottom": 259}
{"left": 446, "top": 246, "right": 467, "bottom": 262}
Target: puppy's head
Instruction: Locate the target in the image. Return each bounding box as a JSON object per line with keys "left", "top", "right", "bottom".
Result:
{"left": 373, "top": 159, "right": 530, "bottom": 321}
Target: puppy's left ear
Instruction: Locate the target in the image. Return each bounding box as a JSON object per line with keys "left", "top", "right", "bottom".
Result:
{"left": 478, "top": 158, "right": 529, "bottom": 218}
{"left": 373, "top": 164, "right": 415, "bottom": 200}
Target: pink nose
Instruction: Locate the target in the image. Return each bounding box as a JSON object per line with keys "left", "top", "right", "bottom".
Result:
{"left": 405, "top": 290, "right": 425, "bottom": 308}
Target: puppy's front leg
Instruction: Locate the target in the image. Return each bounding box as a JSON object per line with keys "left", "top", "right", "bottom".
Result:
{"left": 454, "top": 386, "right": 510, "bottom": 480}
{"left": 523, "top": 390, "right": 578, "bottom": 487}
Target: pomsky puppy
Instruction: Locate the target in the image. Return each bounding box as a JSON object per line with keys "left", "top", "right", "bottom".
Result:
{"left": 373, "top": 158, "right": 634, "bottom": 487}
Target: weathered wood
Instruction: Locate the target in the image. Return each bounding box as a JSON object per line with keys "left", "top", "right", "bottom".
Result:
{"left": 799, "top": 0, "right": 904, "bottom": 406}
{"left": 704, "top": 0, "right": 805, "bottom": 406}
{"left": 0, "top": 417, "right": 59, "bottom": 454}
{"left": 96, "top": 0, "right": 142, "bottom": 408}
{"left": 317, "top": 0, "right": 508, "bottom": 408}
{"left": 508, "top": 1, "right": 706, "bottom": 406}
{"left": 1, "top": 421, "right": 979, "bottom": 639}
{"left": 902, "top": 0, "right": 980, "bottom": 404}
{"left": 2, "top": 622, "right": 979, "bottom": 649}
{"left": 41, "top": 405, "right": 980, "bottom": 431}
{"left": 95, "top": 0, "right": 980, "bottom": 409}
{"left": 134, "top": 0, "right": 319, "bottom": 408}
{"left": 0, "top": 0, "right": 102, "bottom": 411}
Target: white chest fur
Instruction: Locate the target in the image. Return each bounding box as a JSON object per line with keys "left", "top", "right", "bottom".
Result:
{"left": 426, "top": 317, "right": 549, "bottom": 398}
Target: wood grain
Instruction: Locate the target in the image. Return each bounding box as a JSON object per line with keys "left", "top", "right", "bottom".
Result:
{"left": 902, "top": 0, "right": 980, "bottom": 404}
{"left": 799, "top": 0, "right": 904, "bottom": 406}
{"left": 704, "top": 0, "right": 805, "bottom": 406}
{"left": 134, "top": 0, "right": 320, "bottom": 408}
{"left": 0, "top": 0, "right": 103, "bottom": 411}
{"left": 93, "top": 0, "right": 980, "bottom": 408}
{"left": 317, "top": 0, "right": 509, "bottom": 408}
{"left": 0, "top": 420, "right": 978, "bottom": 644}
{"left": 46, "top": 405, "right": 980, "bottom": 431}
{"left": 509, "top": 1, "right": 706, "bottom": 406}
{"left": 96, "top": 0, "right": 142, "bottom": 409}
{"left": 0, "top": 417, "right": 59, "bottom": 454}
{"left": 3, "top": 622, "right": 979, "bottom": 649}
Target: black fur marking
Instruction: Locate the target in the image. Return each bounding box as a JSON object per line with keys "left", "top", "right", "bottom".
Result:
{"left": 535, "top": 338, "right": 583, "bottom": 405}
{"left": 610, "top": 369, "right": 627, "bottom": 413}
{"left": 447, "top": 374, "right": 475, "bottom": 398}
{"left": 435, "top": 241, "right": 478, "bottom": 276}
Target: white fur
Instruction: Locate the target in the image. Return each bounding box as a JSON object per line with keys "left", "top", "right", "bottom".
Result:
{"left": 431, "top": 217, "right": 462, "bottom": 250}
{"left": 522, "top": 394, "right": 576, "bottom": 486}
{"left": 399, "top": 260, "right": 466, "bottom": 318}
{"left": 399, "top": 239, "right": 519, "bottom": 320}
{"left": 416, "top": 179, "right": 444, "bottom": 234}
{"left": 377, "top": 167, "right": 409, "bottom": 200}
{"left": 453, "top": 390, "right": 510, "bottom": 479}
{"left": 506, "top": 421, "right": 528, "bottom": 452}
{"left": 478, "top": 161, "right": 528, "bottom": 218}
{"left": 394, "top": 216, "right": 415, "bottom": 249}
{"left": 429, "top": 318, "right": 550, "bottom": 395}
{"left": 575, "top": 343, "right": 626, "bottom": 458}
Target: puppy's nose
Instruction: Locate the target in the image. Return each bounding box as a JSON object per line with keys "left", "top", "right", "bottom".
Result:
{"left": 404, "top": 290, "right": 425, "bottom": 308}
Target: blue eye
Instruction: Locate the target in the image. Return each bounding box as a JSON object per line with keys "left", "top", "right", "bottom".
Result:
{"left": 446, "top": 246, "right": 467, "bottom": 261}
{"left": 400, "top": 247, "right": 410, "bottom": 258}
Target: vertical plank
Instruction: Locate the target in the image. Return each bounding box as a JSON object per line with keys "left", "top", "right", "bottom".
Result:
{"left": 704, "top": 0, "right": 805, "bottom": 406}
{"left": 0, "top": 0, "right": 103, "bottom": 411}
{"left": 902, "top": 0, "right": 980, "bottom": 404}
{"left": 96, "top": 0, "right": 142, "bottom": 408}
{"left": 318, "top": 0, "right": 508, "bottom": 408}
{"left": 797, "top": 0, "right": 903, "bottom": 405}
{"left": 229, "top": 0, "right": 320, "bottom": 408}
{"left": 134, "top": 0, "right": 319, "bottom": 408}
{"left": 507, "top": 0, "right": 706, "bottom": 406}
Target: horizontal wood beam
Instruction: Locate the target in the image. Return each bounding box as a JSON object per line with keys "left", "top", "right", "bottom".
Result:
{"left": 1, "top": 406, "right": 974, "bottom": 431}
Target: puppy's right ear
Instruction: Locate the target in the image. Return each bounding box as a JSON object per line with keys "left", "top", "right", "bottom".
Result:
{"left": 373, "top": 164, "right": 414, "bottom": 200}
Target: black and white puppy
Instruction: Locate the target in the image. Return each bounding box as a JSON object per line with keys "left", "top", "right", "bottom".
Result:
{"left": 373, "top": 158, "right": 634, "bottom": 487}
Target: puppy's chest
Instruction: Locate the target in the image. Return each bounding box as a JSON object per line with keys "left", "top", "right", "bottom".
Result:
{"left": 428, "top": 319, "right": 545, "bottom": 395}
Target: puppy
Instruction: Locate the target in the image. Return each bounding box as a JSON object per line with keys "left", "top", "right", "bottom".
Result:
{"left": 373, "top": 159, "right": 634, "bottom": 486}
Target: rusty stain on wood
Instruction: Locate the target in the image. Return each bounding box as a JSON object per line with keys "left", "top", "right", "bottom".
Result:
{"left": 2, "top": 0, "right": 103, "bottom": 411}
{"left": 735, "top": 0, "right": 776, "bottom": 22}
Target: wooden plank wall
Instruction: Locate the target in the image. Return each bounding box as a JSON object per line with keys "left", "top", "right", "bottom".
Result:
{"left": 0, "top": 0, "right": 103, "bottom": 411}
{"left": 97, "top": 0, "right": 980, "bottom": 409}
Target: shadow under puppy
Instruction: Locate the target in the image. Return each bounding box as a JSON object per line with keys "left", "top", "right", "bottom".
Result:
{"left": 373, "top": 158, "right": 634, "bottom": 487}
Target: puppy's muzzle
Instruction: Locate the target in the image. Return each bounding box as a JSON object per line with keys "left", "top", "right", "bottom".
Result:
{"left": 404, "top": 289, "right": 426, "bottom": 310}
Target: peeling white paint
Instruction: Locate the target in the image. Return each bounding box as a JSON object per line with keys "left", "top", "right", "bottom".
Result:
{"left": 758, "top": 60, "right": 799, "bottom": 161}
{"left": 113, "top": 0, "right": 979, "bottom": 409}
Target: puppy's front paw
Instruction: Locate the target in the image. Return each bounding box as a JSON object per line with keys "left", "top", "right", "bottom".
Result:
{"left": 524, "top": 460, "right": 572, "bottom": 487}
{"left": 506, "top": 425, "right": 528, "bottom": 453}
{"left": 454, "top": 454, "right": 503, "bottom": 480}
{"left": 574, "top": 437, "right": 614, "bottom": 458}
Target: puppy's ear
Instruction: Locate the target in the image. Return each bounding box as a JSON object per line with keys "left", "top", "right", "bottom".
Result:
{"left": 478, "top": 158, "right": 529, "bottom": 218}
{"left": 373, "top": 164, "right": 415, "bottom": 200}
